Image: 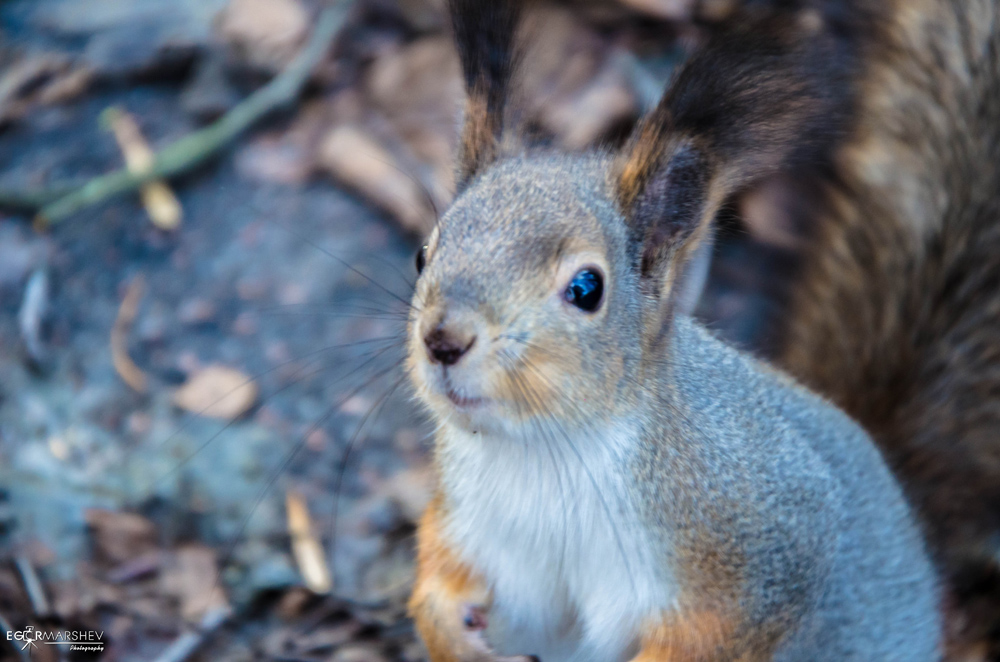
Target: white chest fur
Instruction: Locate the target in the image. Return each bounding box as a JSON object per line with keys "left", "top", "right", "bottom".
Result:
{"left": 437, "top": 421, "right": 676, "bottom": 662}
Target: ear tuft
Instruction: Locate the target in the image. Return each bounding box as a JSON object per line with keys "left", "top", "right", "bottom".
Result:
{"left": 448, "top": 0, "right": 523, "bottom": 190}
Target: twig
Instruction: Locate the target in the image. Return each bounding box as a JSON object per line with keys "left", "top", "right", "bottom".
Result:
{"left": 14, "top": 556, "right": 50, "bottom": 617}
{"left": 151, "top": 606, "right": 230, "bottom": 662}
{"left": 0, "top": 611, "right": 31, "bottom": 662}
{"left": 0, "top": 182, "right": 81, "bottom": 211}
{"left": 21, "top": 3, "right": 349, "bottom": 226}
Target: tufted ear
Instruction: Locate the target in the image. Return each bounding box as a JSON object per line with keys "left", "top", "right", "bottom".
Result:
{"left": 448, "top": 0, "right": 522, "bottom": 191}
{"left": 613, "top": 3, "right": 862, "bottom": 315}
{"left": 615, "top": 108, "right": 718, "bottom": 309}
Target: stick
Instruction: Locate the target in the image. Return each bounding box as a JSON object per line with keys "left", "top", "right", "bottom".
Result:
{"left": 26, "top": 3, "right": 349, "bottom": 226}
{"left": 151, "top": 606, "right": 230, "bottom": 662}
{"left": 0, "top": 183, "right": 80, "bottom": 211}
{"left": 14, "top": 556, "right": 50, "bottom": 617}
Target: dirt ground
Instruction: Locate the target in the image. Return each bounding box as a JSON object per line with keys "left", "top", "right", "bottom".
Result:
{"left": 0, "top": 1, "right": 790, "bottom": 660}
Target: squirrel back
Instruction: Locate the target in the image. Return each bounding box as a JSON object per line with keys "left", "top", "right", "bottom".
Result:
{"left": 771, "top": 0, "right": 1000, "bottom": 652}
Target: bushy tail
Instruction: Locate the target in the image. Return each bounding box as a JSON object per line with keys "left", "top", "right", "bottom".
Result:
{"left": 775, "top": 0, "right": 1000, "bottom": 652}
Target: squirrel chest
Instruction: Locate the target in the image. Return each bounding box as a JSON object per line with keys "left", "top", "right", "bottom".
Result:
{"left": 437, "top": 422, "right": 677, "bottom": 662}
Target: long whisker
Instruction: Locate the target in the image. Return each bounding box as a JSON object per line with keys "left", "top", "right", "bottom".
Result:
{"left": 209, "top": 360, "right": 404, "bottom": 604}
{"left": 327, "top": 375, "right": 408, "bottom": 588}
{"left": 155, "top": 341, "right": 403, "bottom": 487}
{"left": 152, "top": 335, "right": 406, "bottom": 455}
{"left": 266, "top": 222, "right": 420, "bottom": 311}
{"left": 515, "top": 353, "right": 641, "bottom": 599}
{"left": 253, "top": 308, "right": 410, "bottom": 321}
{"left": 500, "top": 350, "right": 575, "bottom": 578}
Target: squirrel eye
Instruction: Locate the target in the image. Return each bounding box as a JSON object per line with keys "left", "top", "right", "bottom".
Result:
{"left": 415, "top": 245, "right": 427, "bottom": 274}
{"left": 564, "top": 268, "right": 604, "bottom": 312}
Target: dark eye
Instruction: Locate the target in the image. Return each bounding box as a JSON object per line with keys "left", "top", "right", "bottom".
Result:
{"left": 415, "top": 245, "right": 427, "bottom": 274}
{"left": 564, "top": 268, "right": 604, "bottom": 312}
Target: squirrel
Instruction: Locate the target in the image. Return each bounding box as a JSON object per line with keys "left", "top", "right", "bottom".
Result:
{"left": 402, "top": 1, "right": 948, "bottom": 661}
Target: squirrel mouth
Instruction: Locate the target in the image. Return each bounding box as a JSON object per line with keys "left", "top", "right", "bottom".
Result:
{"left": 445, "top": 388, "right": 486, "bottom": 409}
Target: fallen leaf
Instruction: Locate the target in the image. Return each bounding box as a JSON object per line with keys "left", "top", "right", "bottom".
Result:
{"left": 85, "top": 509, "right": 158, "bottom": 565}
{"left": 365, "top": 36, "right": 462, "bottom": 209}
{"left": 111, "top": 275, "right": 148, "bottom": 393}
{"left": 160, "top": 545, "right": 229, "bottom": 621}
{"left": 172, "top": 364, "right": 258, "bottom": 419}
{"left": 0, "top": 55, "right": 92, "bottom": 126}
{"left": 317, "top": 124, "right": 436, "bottom": 236}
{"left": 615, "top": 0, "right": 693, "bottom": 19}
{"left": 216, "top": 0, "right": 309, "bottom": 72}
{"left": 286, "top": 490, "right": 332, "bottom": 594}
{"left": 615, "top": 0, "right": 735, "bottom": 20}
{"left": 547, "top": 56, "right": 637, "bottom": 150}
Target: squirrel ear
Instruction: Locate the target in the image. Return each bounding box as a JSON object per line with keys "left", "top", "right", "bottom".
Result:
{"left": 615, "top": 121, "right": 715, "bottom": 302}
{"left": 448, "top": 0, "right": 522, "bottom": 190}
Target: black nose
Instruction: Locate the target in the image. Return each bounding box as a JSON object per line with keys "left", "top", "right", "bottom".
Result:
{"left": 424, "top": 327, "right": 476, "bottom": 366}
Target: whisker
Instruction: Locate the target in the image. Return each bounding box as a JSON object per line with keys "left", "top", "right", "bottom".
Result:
{"left": 208, "top": 360, "right": 404, "bottom": 606}
{"left": 327, "top": 375, "right": 408, "bottom": 588}
{"left": 152, "top": 335, "right": 406, "bottom": 455}
{"left": 154, "top": 341, "right": 402, "bottom": 487}
{"left": 265, "top": 222, "right": 420, "bottom": 311}
{"left": 516, "top": 354, "right": 641, "bottom": 599}
{"left": 500, "top": 350, "right": 575, "bottom": 576}
{"left": 252, "top": 308, "right": 410, "bottom": 321}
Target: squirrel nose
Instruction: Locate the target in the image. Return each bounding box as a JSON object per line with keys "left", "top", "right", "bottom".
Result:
{"left": 424, "top": 326, "right": 476, "bottom": 366}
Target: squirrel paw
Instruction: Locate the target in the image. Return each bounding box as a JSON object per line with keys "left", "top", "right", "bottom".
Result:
{"left": 461, "top": 604, "right": 539, "bottom": 662}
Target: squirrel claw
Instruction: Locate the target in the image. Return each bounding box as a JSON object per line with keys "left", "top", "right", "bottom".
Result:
{"left": 463, "top": 604, "right": 489, "bottom": 631}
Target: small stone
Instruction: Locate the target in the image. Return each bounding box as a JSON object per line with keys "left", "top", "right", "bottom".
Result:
{"left": 232, "top": 311, "right": 259, "bottom": 336}
{"left": 177, "top": 297, "right": 217, "bottom": 325}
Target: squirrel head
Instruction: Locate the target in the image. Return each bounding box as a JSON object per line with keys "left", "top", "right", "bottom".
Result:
{"left": 407, "top": 141, "right": 714, "bottom": 437}
{"left": 407, "top": 0, "right": 720, "bottom": 437}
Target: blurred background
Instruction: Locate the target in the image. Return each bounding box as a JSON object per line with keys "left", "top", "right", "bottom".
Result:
{"left": 0, "top": 0, "right": 797, "bottom": 659}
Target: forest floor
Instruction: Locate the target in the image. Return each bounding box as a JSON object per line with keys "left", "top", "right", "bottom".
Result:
{"left": 0, "top": 1, "right": 787, "bottom": 660}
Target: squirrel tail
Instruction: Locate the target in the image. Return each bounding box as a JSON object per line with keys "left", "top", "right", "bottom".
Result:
{"left": 775, "top": 0, "right": 1000, "bottom": 651}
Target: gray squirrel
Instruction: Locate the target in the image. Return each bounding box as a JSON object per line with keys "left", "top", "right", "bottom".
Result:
{"left": 399, "top": 0, "right": 1000, "bottom": 659}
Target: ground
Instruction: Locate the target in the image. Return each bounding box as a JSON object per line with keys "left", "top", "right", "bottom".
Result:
{"left": 0, "top": 1, "right": 786, "bottom": 660}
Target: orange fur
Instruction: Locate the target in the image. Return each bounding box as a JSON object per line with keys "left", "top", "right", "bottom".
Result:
{"left": 458, "top": 95, "right": 502, "bottom": 186}
{"left": 631, "top": 611, "right": 770, "bottom": 662}
{"left": 409, "top": 496, "right": 493, "bottom": 662}
{"left": 616, "top": 116, "right": 673, "bottom": 209}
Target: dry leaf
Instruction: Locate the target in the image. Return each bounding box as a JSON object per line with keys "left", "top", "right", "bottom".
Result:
{"left": 615, "top": 0, "right": 735, "bottom": 20}
{"left": 172, "top": 364, "right": 258, "bottom": 419}
{"left": 365, "top": 36, "right": 462, "bottom": 209}
{"left": 0, "top": 55, "right": 92, "bottom": 125}
{"left": 318, "top": 124, "right": 436, "bottom": 235}
{"left": 286, "top": 490, "right": 332, "bottom": 594}
{"left": 216, "top": 0, "right": 309, "bottom": 71}
{"left": 106, "top": 107, "right": 183, "bottom": 230}
{"left": 111, "top": 275, "right": 148, "bottom": 393}
{"left": 547, "top": 58, "right": 636, "bottom": 150}
{"left": 85, "top": 509, "right": 158, "bottom": 565}
{"left": 615, "top": 0, "right": 692, "bottom": 19}
{"left": 160, "top": 545, "right": 229, "bottom": 621}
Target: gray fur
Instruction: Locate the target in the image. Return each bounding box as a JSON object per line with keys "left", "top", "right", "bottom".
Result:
{"left": 645, "top": 319, "right": 940, "bottom": 660}
{"left": 410, "top": 155, "right": 941, "bottom": 661}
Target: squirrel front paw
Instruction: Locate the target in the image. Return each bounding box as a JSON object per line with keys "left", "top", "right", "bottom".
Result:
{"left": 460, "top": 604, "right": 540, "bottom": 662}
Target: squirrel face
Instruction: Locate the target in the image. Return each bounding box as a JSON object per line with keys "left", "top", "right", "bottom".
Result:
{"left": 407, "top": 154, "right": 651, "bottom": 438}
